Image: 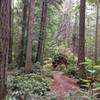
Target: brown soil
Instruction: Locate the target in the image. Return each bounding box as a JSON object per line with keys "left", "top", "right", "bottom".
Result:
{"left": 50, "top": 71, "right": 80, "bottom": 100}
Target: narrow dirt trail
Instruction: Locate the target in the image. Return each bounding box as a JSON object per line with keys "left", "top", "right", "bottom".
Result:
{"left": 51, "top": 71, "right": 80, "bottom": 100}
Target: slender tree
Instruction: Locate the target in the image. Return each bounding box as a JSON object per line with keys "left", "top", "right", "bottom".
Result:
{"left": 17, "top": 0, "right": 28, "bottom": 67}
{"left": 95, "top": 0, "right": 100, "bottom": 63}
{"left": 67, "top": 0, "right": 72, "bottom": 47}
{"left": 36, "top": 0, "right": 47, "bottom": 64}
{"left": 8, "top": 0, "right": 13, "bottom": 64}
{"left": 78, "top": 0, "right": 87, "bottom": 79}
{"left": 0, "top": 0, "right": 10, "bottom": 99}
{"left": 72, "top": 13, "right": 78, "bottom": 55}
{"left": 25, "top": 0, "right": 35, "bottom": 73}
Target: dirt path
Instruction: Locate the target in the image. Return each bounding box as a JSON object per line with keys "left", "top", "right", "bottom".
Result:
{"left": 51, "top": 71, "right": 80, "bottom": 100}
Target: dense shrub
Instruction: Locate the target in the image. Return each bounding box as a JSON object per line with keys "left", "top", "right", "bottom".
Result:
{"left": 7, "top": 72, "right": 53, "bottom": 99}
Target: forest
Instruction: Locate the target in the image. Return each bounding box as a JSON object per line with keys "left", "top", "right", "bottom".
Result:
{"left": 0, "top": 0, "right": 100, "bottom": 100}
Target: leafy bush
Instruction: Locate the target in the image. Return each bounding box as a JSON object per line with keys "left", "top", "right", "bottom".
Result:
{"left": 8, "top": 61, "right": 18, "bottom": 70}
{"left": 7, "top": 72, "right": 51, "bottom": 99}
{"left": 81, "top": 59, "right": 100, "bottom": 79}
{"left": 64, "top": 66, "right": 78, "bottom": 76}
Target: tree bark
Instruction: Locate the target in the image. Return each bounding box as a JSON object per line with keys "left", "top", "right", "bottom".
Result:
{"left": 8, "top": 0, "right": 13, "bottom": 64}
{"left": 17, "top": 0, "right": 28, "bottom": 67}
{"left": 67, "top": 0, "right": 72, "bottom": 47}
{"left": 0, "top": 0, "right": 10, "bottom": 99}
{"left": 72, "top": 13, "right": 78, "bottom": 55}
{"left": 78, "top": 0, "right": 87, "bottom": 79}
{"left": 95, "top": 0, "right": 100, "bottom": 63}
{"left": 25, "top": 0, "right": 35, "bottom": 73}
{"left": 36, "top": 0, "right": 47, "bottom": 64}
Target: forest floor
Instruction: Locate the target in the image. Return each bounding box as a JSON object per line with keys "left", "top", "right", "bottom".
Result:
{"left": 49, "top": 71, "right": 100, "bottom": 100}
{"left": 50, "top": 71, "right": 80, "bottom": 100}
{"left": 7, "top": 63, "right": 100, "bottom": 100}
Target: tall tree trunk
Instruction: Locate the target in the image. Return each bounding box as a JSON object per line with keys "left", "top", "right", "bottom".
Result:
{"left": 0, "top": 0, "right": 10, "bottom": 99}
{"left": 67, "top": 0, "right": 72, "bottom": 47}
{"left": 72, "top": 13, "right": 78, "bottom": 55}
{"left": 78, "top": 0, "right": 87, "bottom": 79}
{"left": 17, "top": 0, "right": 28, "bottom": 67}
{"left": 8, "top": 0, "right": 13, "bottom": 64}
{"left": 95, "top": 0, "right": 100, "bottom": 63}
{"left": 36, "top": 0, "right": 47, "bottom": 64}
{"left": 25, "top": 0, "right": 35, "bottom": 73}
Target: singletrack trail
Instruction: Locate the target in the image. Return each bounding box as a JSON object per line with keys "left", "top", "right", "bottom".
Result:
{"left": 51, "top": 71, "right": 80, "bottom": 100}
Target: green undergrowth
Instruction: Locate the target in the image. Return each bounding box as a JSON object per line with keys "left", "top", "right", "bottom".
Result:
{"left": 6, "top": 58, "right": 100, "bottom": 100}
{"left": 6, "top": 69, "right": 57, "bottom": 100}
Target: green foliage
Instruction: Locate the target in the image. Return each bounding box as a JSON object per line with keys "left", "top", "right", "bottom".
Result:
{"left": 88, "top": 0, "right": 96, "bottom": 4}
{"left": 33, "top": 61, "right": 41, "bottom": 67}
{"left": 64, "top": 65, "right": 78, "bottom": 76}
{"left": 81, "top": 59, "right": 100, "bottom": 77}
{"left": 48, "top": 0, "right": 64, "bottom": 9}
{"left": 65, "top": 87, "right": 100, "bottom": 100}
{"left": 8, "top": 62, "right": 18, "bottom": 70}
{"left": 79, "top": 59, "right": 100, "bottom": 90}
{"left": 53, "top": 53, "right": 66, "bottom": 60}
{"left": 7, "top": 72, "right": 53, "bottom": 99}
{"left": 7, "top": 0, "right": 100, "bottom": 99}
{"left": 72, "top": 2, "right": 80, "bottom": 13}
{"left": 6, "top": 68, "right": 60, "bottom": 100}
{"left": 97, "top": 58, "right": 100, "bottom": 64}
{"left": 53, "top": 52, "right": 77, "bottom": 64}
{"left": 41, "top": 66, "right": 53, "bottom": 76}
